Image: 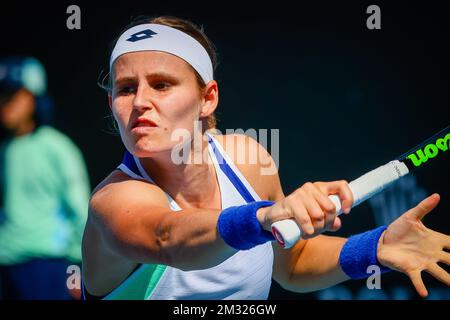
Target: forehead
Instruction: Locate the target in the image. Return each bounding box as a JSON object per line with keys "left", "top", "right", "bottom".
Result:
{"left": 112, "top": 51, "right": 194, "bottom": 79}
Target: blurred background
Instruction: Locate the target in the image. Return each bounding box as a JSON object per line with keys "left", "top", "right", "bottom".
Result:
{"left": 0, "top": 0, "right": 448, "bottom": 299}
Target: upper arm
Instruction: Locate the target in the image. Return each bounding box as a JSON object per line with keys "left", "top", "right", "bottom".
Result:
{"left": 87, "top": 172, "right": 174, "bottom": 265}
{"left": 87, "top": 170, "right": 231, "bottom": 270}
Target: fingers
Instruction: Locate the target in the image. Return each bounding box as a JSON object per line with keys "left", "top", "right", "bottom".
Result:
{"left": 444, "top": 235, "right": 450, "bottom": 250}
{"left": 290, "top": 201, "right": 315, "bottom": 237}
{"left": 303, "top": 196, "right": 326, "bottom": 232}
{"left": 408, "top": 193, "right": 440, "bottom": 221}
{"left": 426, "top": 263, "right": 450, "bottom": 287}
{"left": 439, "top": 252, "right": 450, "bottom": 267}
{"left": 288, "top": 181, "right": 352, "bottom": 238}
{"left": 305, "top": 183, "right": 337, "bottom": 230}
{"left": 315, "top": 180, "right": 353, "bottom": 214}
{"left": 302, "top": 183, "right": 340, "bottom": 232}
{"left": 300, "top": 182, "right": 335, "bottom": 213}
{"left": 408, "top": 270, "right": 428, "bottom": 298}
{"left": 328, "top": 216, "right": 342, "bottom": 232}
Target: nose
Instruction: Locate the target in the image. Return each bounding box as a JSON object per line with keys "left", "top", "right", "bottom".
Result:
{"left": 133, "top": 83, "right": 153, "bottom": 112}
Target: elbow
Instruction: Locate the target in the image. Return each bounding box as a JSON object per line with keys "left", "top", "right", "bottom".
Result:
{"left": 103, "top": 218, "right": 173, "bottom": 266}
{"left": 151, "top": 216, "right": 225, "bottom": 272}
{"left": 152, "top": 215, "right": 180, "bottom": 266}
{"left": 152, "top": 221, "right": 178, "bottom": 267}
{"left": 105, "top": 211, "right": 220, "bottom": 271}
{"left": 151, "top": 214, "right": 206, "bottom": 271}
{"left": 152, "top": 226, "right": 201, "bottom": 271}
{"left": 111, "top": 232, "right": 173, "bottom": 266}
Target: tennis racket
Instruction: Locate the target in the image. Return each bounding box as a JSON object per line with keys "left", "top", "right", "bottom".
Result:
{"left": 271, "top": 125, "right": 450, "bottom": 249}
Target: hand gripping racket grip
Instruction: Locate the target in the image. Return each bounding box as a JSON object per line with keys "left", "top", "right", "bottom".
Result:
{"left": 271, "top": 160, "right": 410, "bottom": 249}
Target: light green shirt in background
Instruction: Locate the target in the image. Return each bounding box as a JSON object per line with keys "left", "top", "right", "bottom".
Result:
{"left": 0, "top": 126, "right": 90, "bottom": 265}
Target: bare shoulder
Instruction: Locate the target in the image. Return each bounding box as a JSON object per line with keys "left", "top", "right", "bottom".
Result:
{"left": 212, "top": 133, "right": 284, "bottom": 201}
{"left": 89, "top": 170, "right": 171, "bottom": 224}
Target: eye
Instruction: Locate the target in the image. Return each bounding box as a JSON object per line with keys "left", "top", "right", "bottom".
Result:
{"left": 117, "top": 86, "right": 136, "bottom": 95}
{"left": 153, "top": 82, "right": 171, "bottom": 90}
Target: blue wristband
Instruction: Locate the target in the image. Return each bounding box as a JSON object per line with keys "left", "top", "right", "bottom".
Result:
{"left": 339, "top": 226, "right": 391, "bottom": 279}
{"left": 217, "top": 201, "right": 275, "bottom": 250}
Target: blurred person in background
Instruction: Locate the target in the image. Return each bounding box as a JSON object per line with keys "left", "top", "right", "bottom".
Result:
{"left": 0, "top": 56, "right": 90, "bottom": 300}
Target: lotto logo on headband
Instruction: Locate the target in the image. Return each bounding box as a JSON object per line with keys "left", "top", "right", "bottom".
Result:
{"left": 126, "top": 29, "right": 157, "bottom": 43}
{"left": 111, "top": 23, "right": 214, "bottom": 83}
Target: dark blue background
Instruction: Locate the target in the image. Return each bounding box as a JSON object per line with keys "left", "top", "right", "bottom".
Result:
{"left": 1, "top": 0, "right": 448, "bottom": 299}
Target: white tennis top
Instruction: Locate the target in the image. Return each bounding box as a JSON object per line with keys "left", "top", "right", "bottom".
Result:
{"left": 103, "top": 133, "right": 274, "bottom": 300}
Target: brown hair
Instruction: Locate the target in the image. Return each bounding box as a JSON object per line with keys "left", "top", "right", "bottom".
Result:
{"left": 103, "top": 15, "right": 219, "bottom": 129}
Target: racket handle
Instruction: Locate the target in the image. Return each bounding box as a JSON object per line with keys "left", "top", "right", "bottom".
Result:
{"left": 271, "top": 160, "right": 409, "bottom": 249}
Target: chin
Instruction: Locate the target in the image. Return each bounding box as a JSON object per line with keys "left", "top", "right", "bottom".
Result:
{"left": 124, "top": 133, "right": 182, "bottom": 158}
{"left": 132, "top": 142, "right": 172, "bottom": 158}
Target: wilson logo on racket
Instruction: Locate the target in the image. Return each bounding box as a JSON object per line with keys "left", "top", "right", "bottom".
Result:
{"left": 406, "top": 133, "right": 450, "bottom": 167}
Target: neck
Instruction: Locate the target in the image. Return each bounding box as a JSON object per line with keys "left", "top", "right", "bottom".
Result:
{"left": 14, "top": 120, "right": 36, "bottom": 137}
{"left": 139, "top": 134, "right": 218, "bottom": 209}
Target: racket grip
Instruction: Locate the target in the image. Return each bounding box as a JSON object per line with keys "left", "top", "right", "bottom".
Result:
{"left": 271, "top": 160, "right": 409, "bottom": 249}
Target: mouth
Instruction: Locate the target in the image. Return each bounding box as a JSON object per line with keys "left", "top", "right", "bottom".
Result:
{"left": 132, "top": 117, "right": 158, "bottom": 129}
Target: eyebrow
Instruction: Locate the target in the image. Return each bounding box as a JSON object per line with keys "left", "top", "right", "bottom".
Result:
{"left": 114, "top": 72, "right": 180, "bottom": 87}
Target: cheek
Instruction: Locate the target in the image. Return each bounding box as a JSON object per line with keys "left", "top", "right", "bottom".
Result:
{"left": 160, "top": 92, "right": 200, "bottom": 128}
{"left": 8, "top": 102, "right": 32, "bottom": 120}
{"left": 111, "top": 100, "right": 131, "bottom": 125}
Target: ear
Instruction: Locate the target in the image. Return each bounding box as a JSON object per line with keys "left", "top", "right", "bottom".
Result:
{"left": 199, "top": 80, "right": 219, "bottom": 119}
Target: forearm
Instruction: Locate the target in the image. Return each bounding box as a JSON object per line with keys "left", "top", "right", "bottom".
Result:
{"left": 283, "top": 235, "right": 350, "bottom": 292}
{"left": 155, "top": 208, "right": 238, "bottom": 270}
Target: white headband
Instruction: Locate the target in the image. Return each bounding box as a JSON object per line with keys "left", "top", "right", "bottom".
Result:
{"left": 110, "top": 23, "right": 213, "bottom": 83}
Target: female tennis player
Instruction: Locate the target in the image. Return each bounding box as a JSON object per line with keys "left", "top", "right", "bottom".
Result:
{"left": 81, "top": 16, "right": 450, "bottom": 300}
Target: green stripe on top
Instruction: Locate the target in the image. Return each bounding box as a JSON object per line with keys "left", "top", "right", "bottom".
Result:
{"left": 104, "top": 264, "right": 167, "bottom": 300}
{"left": 145, "top": 264, "right": 168, "bottom": 299}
